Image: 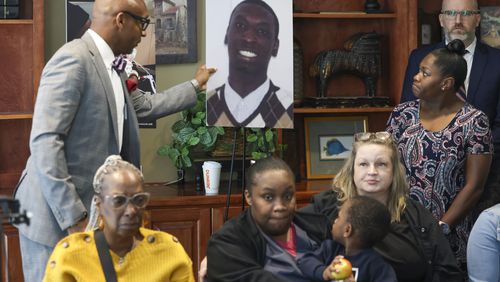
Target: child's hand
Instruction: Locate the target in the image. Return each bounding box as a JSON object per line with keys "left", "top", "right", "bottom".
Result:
{"left": 325, "top": 255, "right": 354, "bottom": 281}
{"left": 323, "top": 259, "right": 337, "bottom": 280}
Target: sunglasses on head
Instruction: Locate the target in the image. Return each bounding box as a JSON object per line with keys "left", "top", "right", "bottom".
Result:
{"left": 122, "top": 11, "right": 150, "bottom": 31}
{"left": 102, "top": 192, "right": 151, "bottom": 209}
{"left": 354, "top": 131, "right": 392, "bottom": 142}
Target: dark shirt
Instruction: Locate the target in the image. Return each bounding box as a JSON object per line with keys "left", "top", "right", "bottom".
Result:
{"left": 298, "top": 240, "right": 397, "bottom": 282}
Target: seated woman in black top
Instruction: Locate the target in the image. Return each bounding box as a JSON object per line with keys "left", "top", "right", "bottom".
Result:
{"left": 206, "top": 157, "right": 330, "bottom": 282}
{"left": 301, "top": 132, "right": 462, "bottom": 282}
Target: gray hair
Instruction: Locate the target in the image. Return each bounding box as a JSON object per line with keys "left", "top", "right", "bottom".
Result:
{"left": 92, "top": 155, "right": 144, "bottom": 194}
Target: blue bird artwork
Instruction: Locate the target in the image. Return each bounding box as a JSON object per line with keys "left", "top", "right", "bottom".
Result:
{"left": 323, "top": 138, "right": 349, "bottom": 156}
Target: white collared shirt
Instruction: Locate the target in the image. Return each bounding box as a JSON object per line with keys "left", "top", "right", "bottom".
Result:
{"left": 225, "top": 79, "right": 270, "bottom": 126}
{"left": 87, "top": 29, "right": 125, "bottom": 150}
{"left": 463, "top": 38, "right": 477, "bottom": 95}
{"left": 447, "top": 37, "right": 476, "bottom": 96}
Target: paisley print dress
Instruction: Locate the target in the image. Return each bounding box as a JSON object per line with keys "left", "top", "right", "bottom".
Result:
{"left": 386, "top": 100, "right": 492, "bottom": 266}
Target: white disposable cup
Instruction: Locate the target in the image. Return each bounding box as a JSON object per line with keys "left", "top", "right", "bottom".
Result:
{"left": 202, "top": 161, "right": 222, "bottom": 195}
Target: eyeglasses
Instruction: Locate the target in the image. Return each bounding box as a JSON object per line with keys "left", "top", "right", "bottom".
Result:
{"left": 122, "top": 11, "right": 151, "bottom": 31}
{"left": 101, "top": 192, "right": 151, "bottom": 209}
{"left": 441, "top": 10, "right": 480, "bottom": 18}
{"left": 354, "top": 132, "right": 392, "bottom": 142}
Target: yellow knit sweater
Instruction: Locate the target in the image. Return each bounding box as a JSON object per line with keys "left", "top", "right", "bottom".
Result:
{"left": 43, "top": 227, "right": 195, "bottom": 282}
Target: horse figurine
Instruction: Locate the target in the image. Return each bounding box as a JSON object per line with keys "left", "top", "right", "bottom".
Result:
{"left": 310, "top": 32, "right": 381, "bottom": 98}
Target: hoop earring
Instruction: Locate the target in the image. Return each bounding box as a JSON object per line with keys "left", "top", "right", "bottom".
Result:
{"left": 98, "top": 216, "right": 105, "bottom": 230}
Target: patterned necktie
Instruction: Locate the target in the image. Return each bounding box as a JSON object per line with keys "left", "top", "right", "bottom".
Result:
{"left": 112, "top": 55, "right": 126, "bottom": 73}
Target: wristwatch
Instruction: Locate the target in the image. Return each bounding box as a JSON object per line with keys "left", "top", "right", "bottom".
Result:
{"left": 439, "top": 221, "right": 451, "bottom": 235}
{"left": 190, "top": 79, "right": 200, "bottom": 92}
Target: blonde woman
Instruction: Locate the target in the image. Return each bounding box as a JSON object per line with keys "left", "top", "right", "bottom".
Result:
{"left": 301, "top": 132, "right": 462, "bottom": 282}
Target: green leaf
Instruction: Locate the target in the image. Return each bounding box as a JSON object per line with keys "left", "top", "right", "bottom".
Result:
{"left": 188, "top": 136, "right": 200, "bottom": 146}
{"left": 191, "top": 117, "right": 202, "bottom": 125}
{"left": 197, "top": 127, "right": 208, "bottom": 135}
{"left": 157, "top": 145, "right": 171, "bottom": 156}
{"left": 195, "top": 111, "right": 206, "bottom": 119}
{"left": 199, "top": 131, "right": 212, "bottom": 146}
{"left": 171, "top": 120, "right": 188, "bottom": 132}
{"left": 180, "top": 147, "right": 190, "bottom": 156}
{"left": 167, "top": 148, "right": 181, "bottom": 160}
{"left": 247, "top": 134, "right": 258, "bottom": 143}
{"left": 265, "top": 129, "right": 274, "bottom": 142}
{"left": 177, "top": 127, "right": 196, "bottom": 143}
{"left": 214, "top": 126, "right": 225, "bottom": 135}
{"left": 181, "top": 154, "right": 192, "bottom": 167}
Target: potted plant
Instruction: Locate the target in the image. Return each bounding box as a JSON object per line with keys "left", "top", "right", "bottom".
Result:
{"left": 157, "top": 91, "right": 287, "bottom": 180}
{"left": 157, "top": 91, "right": 225, "bottom": 178}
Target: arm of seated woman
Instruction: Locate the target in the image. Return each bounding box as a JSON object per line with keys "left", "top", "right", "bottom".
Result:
{"left": 441, "top": 154, "right": 492, "bottom": 227}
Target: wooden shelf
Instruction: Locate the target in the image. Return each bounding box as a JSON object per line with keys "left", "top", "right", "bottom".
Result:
{"left": 0, "top": 19, "right": 33, "bottom": 25}
{"left": 293, "top": 12, "right": 397, "bottom": 19}
{"left": 0, "top": 113, "right": 33, "bottom": 120}
{"left": 294, "top": 107, "right": 393, "bottom": 114}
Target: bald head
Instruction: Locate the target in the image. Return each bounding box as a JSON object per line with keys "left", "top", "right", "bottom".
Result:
{"left": 90, "top": 0, "right": 148, "bottom": 56}
{"left": 442, "top": 0, "right": 478, "bottom": 10}
{"left": 91, "top": 0, "right": 146, "bottom": 27}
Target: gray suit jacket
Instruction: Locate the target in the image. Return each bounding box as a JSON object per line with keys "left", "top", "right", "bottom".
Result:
{"left": 14, "top": 32, "right": 197, "bottom": 247}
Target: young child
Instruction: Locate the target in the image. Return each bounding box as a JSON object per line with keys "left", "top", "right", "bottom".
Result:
{"left": 298, "top": 196, "right": 397, "bottom": 282}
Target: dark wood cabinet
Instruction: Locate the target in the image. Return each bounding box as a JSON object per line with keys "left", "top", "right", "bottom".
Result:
{"left": 146, "top": 207, "right": 211, "bottom": 277}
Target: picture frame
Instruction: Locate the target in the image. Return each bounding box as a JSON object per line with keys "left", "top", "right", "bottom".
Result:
{"left": 305, "top": 116, "right": 368, "bottom": 179}
{"left": 155, "top": 0, "right": 198, "bottom": 64}
{"left": 480, "top": 6, "right": 500, "bottom": 49}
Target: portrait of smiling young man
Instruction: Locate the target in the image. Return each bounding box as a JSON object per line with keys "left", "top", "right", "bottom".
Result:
{"left": 205, "top": 0, "right": 293, "bottom": 129}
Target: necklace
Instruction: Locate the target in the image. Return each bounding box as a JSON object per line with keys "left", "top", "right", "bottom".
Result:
{"left": 117, "top": 237, "right": 140, "bottom": 265}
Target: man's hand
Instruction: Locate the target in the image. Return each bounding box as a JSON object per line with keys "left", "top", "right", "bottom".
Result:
{"left": 194, "top": 64, "right": 217, "bottom": 90}
{"left": 67, "top": 218, "right": 89, "bottom": 234}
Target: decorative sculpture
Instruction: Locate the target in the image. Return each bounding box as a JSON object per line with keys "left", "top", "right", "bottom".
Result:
{"left": 364, "top": 0, "right": 381, "bottom": 12}
{"left": 310, "top": 32, "right": 381, "bottom": 98}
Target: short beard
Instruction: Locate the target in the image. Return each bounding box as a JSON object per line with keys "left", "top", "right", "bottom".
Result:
{"left": 443, "top": 28, "right": 475, "bottom": 46}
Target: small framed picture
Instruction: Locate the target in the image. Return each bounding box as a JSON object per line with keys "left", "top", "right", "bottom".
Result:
{"left": 480, "top": 6, "right": 500, "bottom": 48}
{"left": 305, "top": 116, "right": 368, "bottom": 179}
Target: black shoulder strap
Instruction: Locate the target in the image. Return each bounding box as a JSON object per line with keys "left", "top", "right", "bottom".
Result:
{"left": 94, "top": 229, "right": 118, "bottom": 282}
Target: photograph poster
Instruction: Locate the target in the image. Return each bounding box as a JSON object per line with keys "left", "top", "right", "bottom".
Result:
{"left": 205, "top": 0, "right": 294, "bottom": 129}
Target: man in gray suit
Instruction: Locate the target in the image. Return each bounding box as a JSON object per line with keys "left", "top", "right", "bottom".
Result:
{"left": 13, "top": 0, "right": 216, "bottom": 280}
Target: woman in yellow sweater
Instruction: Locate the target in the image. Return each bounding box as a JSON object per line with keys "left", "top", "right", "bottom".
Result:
{"left": 43, "top": 155, "right": 195, "bottom": 282}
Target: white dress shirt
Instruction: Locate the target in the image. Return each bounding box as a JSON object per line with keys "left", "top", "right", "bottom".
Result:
{"left": 225, "top": 79, "right": 270, "bottom": 127}
{"left": 88, "top": 29, "right": 125, "bottom": 150}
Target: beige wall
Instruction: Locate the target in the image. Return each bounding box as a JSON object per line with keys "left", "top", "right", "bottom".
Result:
{"left": 44, "top": 0, "right": 206, "bottom": 182}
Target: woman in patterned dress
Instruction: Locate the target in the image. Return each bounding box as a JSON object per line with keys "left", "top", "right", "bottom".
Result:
{"left": 386, "top": 39, "right": 493, "bottom": 272}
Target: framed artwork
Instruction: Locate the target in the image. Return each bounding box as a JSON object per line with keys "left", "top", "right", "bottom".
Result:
{"left": 305, "top": 116, "right": 368, "bottom": 179}
{"left": 155, "top": 0, "right": 197, "bottom": 64}
{"left": 480, "top": 7, "right": 500, "bottom": 49}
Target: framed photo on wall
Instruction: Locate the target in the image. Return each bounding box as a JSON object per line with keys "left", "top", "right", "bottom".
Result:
{"left": 305, "top": 116, "right": 368, "bottom": 179}
{"left": 480, "top": 6, "right": 500, "bottom": 49}
{"left": 155, "top": 0, "right": 197, "bottom": 64}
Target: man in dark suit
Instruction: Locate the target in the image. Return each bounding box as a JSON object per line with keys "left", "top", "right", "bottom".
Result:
{"left": 13, "top": 0, "right": 215, "bottom": 281}
{"left": 401, "top": 0, "right": 500, "bottom": 222}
